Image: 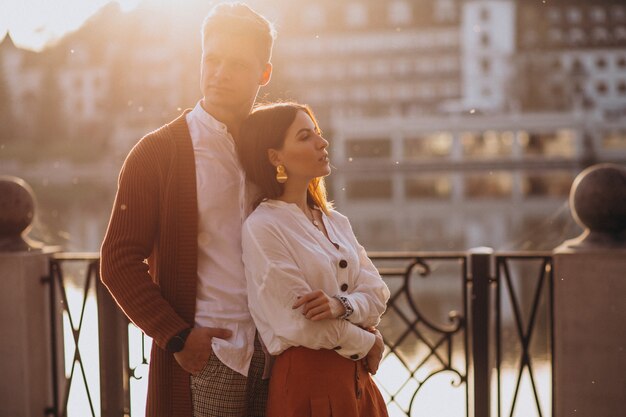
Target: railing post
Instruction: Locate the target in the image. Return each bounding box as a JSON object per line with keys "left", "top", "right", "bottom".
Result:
{"left": 553, "top": 163, "right": 626, "bottom": 417}
{"left": 469, "top": 247, "right": 493, "bottom": 417}
{"left": 0, "top": 177, "right": 58, "bottom": 416}
{"left": 96, "top": 270, "right": 131, "bottom": 417}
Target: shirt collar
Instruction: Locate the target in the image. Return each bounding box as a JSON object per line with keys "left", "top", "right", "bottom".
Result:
{"left": 188, "top": 101, "right": 230, "bottom": 136}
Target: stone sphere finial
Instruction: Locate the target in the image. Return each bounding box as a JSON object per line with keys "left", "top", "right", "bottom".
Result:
{"left": 0, "top": 176, "right": 38, "bottom": 252}
{"left": 567, "top": 163, "right": 626, "bottom": 248}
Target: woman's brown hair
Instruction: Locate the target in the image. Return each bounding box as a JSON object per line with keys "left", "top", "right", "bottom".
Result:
{"left": 237, "top": 102, "right": 331, "bottom": 214}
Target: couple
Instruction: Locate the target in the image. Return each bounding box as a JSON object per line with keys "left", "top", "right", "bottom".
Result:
{"left": 100, "top": 3, "right": 390, "bottom": 417}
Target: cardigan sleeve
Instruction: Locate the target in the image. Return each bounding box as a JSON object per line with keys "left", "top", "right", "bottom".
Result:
{"left": 100, "top": 137, "right": 189, "bottom": 349}
{"left": 242, "top": 218, "right": 376, "bottom": 360}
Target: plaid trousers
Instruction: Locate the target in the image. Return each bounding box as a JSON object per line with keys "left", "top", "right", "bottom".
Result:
{"left": 190, "top": 336, "right": 268, "bottom": 417}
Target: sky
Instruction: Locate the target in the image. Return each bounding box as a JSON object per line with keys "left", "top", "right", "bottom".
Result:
{"left": 0, "top": 0, "right": 141, "bottom": 51}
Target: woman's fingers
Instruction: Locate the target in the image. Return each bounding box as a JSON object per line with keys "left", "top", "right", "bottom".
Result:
{"left": 292, "top": 290, "right": 341, "bottom": 320}
{"left": 292, "top": 290, "right": 324, "bottom": 309}
{"left": 304, "top": 304, "right": 331, "bottom": 320}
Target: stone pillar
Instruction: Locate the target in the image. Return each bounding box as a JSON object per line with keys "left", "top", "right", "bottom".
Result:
{"left": 0, "top": 176, "right": 55, "bottom": 416}
{"left": 553, "top": 164, "right": 626, "bottom": 417}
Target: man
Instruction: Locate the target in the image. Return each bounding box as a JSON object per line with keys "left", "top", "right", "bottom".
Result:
{"left": 101, "top": 2, "right": 385, "bottom": 417}
{"left": 101, "top": 3, "right": 273, "bottom": 416}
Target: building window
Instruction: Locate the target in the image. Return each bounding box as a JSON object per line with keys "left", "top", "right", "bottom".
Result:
{"left": 350, "top": 86, "right": 369, "bottom": 102}
{"left": 462, "top": 131, "right": 514, "bottom": 158}
{"left": 465, "top": 172, "right": 512, "bottom": 199}
{"left": 438, "top": 56, "right": 458, "bottom": 72}
{"left": 615, "top": 26, "right": 626, "bottom": 41}
{"left": 590, "top": 7, "right": 606, "bottom": 23}
{"left": 550, "top": 83, "right": 564, "bottom": 97}
{"left": 480, "top": 58, "right": 491, "bottom": 74}
{"left": 479, "top": 7, "right": 490, "bottom": 22}
{"left": 548, "top": 28, "right": 563, "bottom": 44}
{"left": 302, "top": 4, "right": 325, "bottom": 29}
{"left": 393, "top": 59, "right": 411, "bottom": 75}
{"left": 618, "top": 57, "right": 626, "bottom": 69}
{"left": 593, "top": 27, "right": 610, "bottom": 42}
{"left": 611, "top": 6, "right": 626, "bottom": 22}
{"left": 547, "top": 7, "right": 561, "bottom": 23}
{"left": 371, "top": 60, "right": 389, "bottom": 76}
{"left": 346, "top": 178, "right": 392, "bottom": 200}
{"left": 345, "top": 138, "right": 391, "bottom": 159}
{"left": 346, "top": 3, "right": 368, "bottom": 27}
{"left": 518, "top": 130, "right": 576, "bottom": 158}
{"left": 596, "top": 57, "right": 608, "bottom": 69}
{"left": 603, "top": 130, "right": 626, "bottom": 149}
{"left": 405, "top": 175, "right": 451, "bottom": 200}
{"left": 569, "top": 28, "right": 586, "bottom": 44}
{"left": 480, "top": 33, "right": 490, "bottom": 47}
{"left": 618, "top": 81, "right": 626, "bottom": 95}
{"left": 404, "top": 133, "right": 453, "bottom": 159}
{"left": 350, "top": 62, "right": 368, "bottom": 78}
{"left": 596, "top": 81, "right": 608, "bottom": 95}
{"left": 389, "top": 1, "right": 411, "bottom": 26}
{"left": 434, "top": 0, "right": 456, "bottom": 22}
{"left": 574, "top": 82, "right": 584, "bottom": 94}
{"left": 522, "top": 172, "right": 574, "bottom": 198}
{"left": 571, "top": 58, "right": 584, "bottom": 73}
{"left": 567, "top": 7, "right": 582, "bottom": 24}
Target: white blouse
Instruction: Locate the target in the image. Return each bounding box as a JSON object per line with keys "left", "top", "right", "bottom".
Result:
{"left": 242, "top": 200, "right": 390, "bottom": 361}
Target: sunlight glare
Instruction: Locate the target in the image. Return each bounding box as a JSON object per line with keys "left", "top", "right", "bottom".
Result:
{"left": 1, "top": 0, "right": 141, "bottom": 51}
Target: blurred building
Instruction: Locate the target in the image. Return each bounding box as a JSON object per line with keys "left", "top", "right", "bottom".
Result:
{"left": 1, "top": 0, "right": 625, "bottom": 251}
{"left": 268, "top": 0, "right": 463, "bottom": 121}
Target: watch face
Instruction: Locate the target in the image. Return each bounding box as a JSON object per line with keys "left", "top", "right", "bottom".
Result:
{"left": 168, "top": 337, "right": 184, "bottom": 353}
{"left": 167, "top": 328, "right": 191, "bottom": 353}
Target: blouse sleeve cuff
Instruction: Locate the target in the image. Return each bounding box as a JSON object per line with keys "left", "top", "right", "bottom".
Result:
{"left": 331, "top": 321, "right": 376, "bottom": 361}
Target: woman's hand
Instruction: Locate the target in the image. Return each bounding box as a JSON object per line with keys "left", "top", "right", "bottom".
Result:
{"left": 363, "top": 327, "right": 384, "bottom": 375}
{"left": 292, "top": 290, "right": 346, "bottom": 321}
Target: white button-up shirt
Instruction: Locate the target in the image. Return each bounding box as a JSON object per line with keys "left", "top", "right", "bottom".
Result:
{"left": 242, "top": 200, "right": 390, "bottom": 360}
{"left": 187, "top": 102, "right": 256, "bottom": 376}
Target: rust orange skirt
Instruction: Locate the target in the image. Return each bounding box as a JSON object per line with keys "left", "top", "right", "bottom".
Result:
{"left": 266, "top": 346, "right": 389, "bottom": 417}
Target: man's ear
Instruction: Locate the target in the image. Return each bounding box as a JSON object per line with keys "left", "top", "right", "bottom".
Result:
{"left": 267, "top": 148, "right": 281, "bottom": 167}
{"left": 260, "top": 63, "right": 272, "bottom": 86}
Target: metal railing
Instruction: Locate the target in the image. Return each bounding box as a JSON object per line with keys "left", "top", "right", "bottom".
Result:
{"left": 44, "top": 250, "right": 554, "bottom": 417}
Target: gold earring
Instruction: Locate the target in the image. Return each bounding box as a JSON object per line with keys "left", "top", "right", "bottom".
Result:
{"left": 276, "top": 165, "right": 288, "bottom": 183}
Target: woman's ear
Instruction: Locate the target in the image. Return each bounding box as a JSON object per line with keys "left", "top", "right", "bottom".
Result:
{"left": 267, "top": 148, "right": 282, "bottom": 167}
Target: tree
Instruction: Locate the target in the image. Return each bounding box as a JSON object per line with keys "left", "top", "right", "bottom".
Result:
{"left": 0, "top": 54, "right": 14, "bottom": 143}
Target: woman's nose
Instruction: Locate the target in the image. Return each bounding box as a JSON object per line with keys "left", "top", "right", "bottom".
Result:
{"left": 318, "top": 136, "right": 329, "bottom": 149}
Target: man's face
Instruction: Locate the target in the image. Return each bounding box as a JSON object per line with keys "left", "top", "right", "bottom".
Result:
{"left": 200, "top": 33, "right": 270, "bottom": 118}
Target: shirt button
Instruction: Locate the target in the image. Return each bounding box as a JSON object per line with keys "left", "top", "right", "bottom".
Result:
{"left": 339, "top": 259, "right": 348, "bottom": 268}
{"left": 333, "top": 346, "right": 342, "bottom": 350}
{"left": 350, "top": 354, "right": 359, "bottom": 360}
{"left": 340, "top": 283, "right": 348, "bottom": 292}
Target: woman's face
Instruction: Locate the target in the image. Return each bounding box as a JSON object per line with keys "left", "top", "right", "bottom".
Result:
{"left": 270, "top": 110, "right": 331, "bottom": 182}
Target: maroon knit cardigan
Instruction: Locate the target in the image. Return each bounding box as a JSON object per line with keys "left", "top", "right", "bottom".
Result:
{"left": 101, "top": 111, "right": 197, "bottom": 416}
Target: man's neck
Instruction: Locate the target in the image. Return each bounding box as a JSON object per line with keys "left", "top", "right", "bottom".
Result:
{"left": 200, "top": 99, "right": 247, "bottom": 139}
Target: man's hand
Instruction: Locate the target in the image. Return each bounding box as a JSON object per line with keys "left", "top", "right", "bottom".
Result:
{"left": 363, "top": 328, "right": 384, "bottom": 375}
{"left": 173, "top": 327, "right": 231, "bottom": 375}
{"left": 292, "top": 290, "right": 345, "bottom": 321}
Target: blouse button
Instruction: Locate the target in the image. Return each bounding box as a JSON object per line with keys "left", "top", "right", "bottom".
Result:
{"left": 350, "top": 354, "right": 359, "bottom": 360}
{"left": 339, "top": 259, "right": 348, "bottom": 268}
{"left": 340, "top": 283, "right": 348, "bottom": 292}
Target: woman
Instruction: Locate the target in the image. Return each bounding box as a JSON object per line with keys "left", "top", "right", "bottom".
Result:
{"left": 237, "top": 102, "right": 390, "bottom": 417}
